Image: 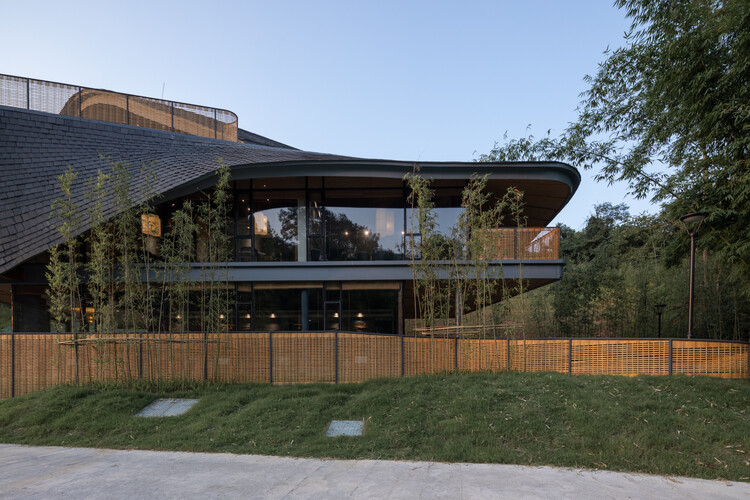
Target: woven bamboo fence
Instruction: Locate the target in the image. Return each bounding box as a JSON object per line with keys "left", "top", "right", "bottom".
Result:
{"left": 0, "top": 333, "right": 747, "bottom": 398}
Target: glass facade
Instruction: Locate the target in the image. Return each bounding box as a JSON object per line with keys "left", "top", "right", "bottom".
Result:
{"left": 231, "top": 281, "right": 400, "bottom": 334}
{"left": 232, "top": 177, "right": 464, "bottom": 263}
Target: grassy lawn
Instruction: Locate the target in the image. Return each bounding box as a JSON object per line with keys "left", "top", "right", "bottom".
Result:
{"left": 0, "top": 372, "right": 748, "bottom": 481}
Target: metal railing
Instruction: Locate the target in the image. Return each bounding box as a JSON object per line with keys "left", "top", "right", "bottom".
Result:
{"left": 1, "top": 332, "right": 746, "bottom": 398}
{"left": 0, "top": 73, "right": 238, "bottom": 141}
{"left": 480, "top": 227, "right": 560, "bottom": 260}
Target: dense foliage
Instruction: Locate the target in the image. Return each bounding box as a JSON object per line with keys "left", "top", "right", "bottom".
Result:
{"left": 513, "top": 203, "right": 749, "bottom": 340}
{"left": 479, "top": 0, "right": 750, "bottom": 296}
{"left": 478, "top": 0, "right": 749, "bottom": 340}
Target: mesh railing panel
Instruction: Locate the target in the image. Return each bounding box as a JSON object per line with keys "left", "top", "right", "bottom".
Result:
{"left": 272, "top": 332, "right": 335, "bottom": 384}
{"left": 216, "top": 109, "right": 238, "bottom": 142}
{"left": 29, "top": 80, "right": 79, "bottom": 116}
{"left": 509, "top": 339, "right": 569, "bottom": 373}
{"left": 1, "top": 74, "right": 238, "bottom": 141}
{"left": 75, "top": 334, "right": 139, "bottom": 384}
{"left": 672, "top": 340, "right": 748, "bottom": 378}
{"left": 479, "top": 227, "right": 560, "bottom": 260}
{"left": 403, "top": 337, "right": 455, "bottom": 375}
{"left": 572, "top": 339, "right": 670, "bottom": 376}
{"left": 209, "top": 333, "right": 270, "bottom": 383}
{"left": 517, "top": 227, "right": 560, "bottom": 260}
{"left": 8, "top": 334, "right": 75, "bottom": 397}
{"left": 337, "top": 333, "right": 401, "bottom": 383}
{"left": 173, "top": 101, "right": 216, "bottom": 138}
{"left": 80, "top": 89, "right": 128, "bottom": 125}
{"left": 128, "top": 96, "right": 173, "bottom": 133}
{"left": 0, "top": 336, "right": 12, "bottom": 398}
{"left": 457, "top": 338, "right": 508, "bottom": 371}
{"left": 0, "top": 75, "right": 27, "bottom": 109}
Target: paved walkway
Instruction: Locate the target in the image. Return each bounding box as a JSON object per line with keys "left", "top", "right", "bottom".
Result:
{"left": 0, "top": 444, "right": 748, "bottom": 499}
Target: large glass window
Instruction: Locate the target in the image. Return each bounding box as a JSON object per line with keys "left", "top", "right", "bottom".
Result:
{"left": 325, "top": 187, "right": 405, "bottom": 261}
{"left": 253, "top": 283, "right": 322, "bottom": 331}
{"left": 341, "top": 283, "right": 399, "bottom": 334}
{"left": 229, "top": 177, "right": 472, "bottom": 262}
{"left": 252, "top": 191, "right": 301, "bottom": 262}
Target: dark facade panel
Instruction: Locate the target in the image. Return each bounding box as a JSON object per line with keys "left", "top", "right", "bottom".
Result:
{"left": 183, "top": 261, "right": 565, "bottom": 282}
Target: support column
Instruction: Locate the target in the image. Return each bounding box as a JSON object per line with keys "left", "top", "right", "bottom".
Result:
{"left": 301, "top": 289, "right": 309, "bottom": 332}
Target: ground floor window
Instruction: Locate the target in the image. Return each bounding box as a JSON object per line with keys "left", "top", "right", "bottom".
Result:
{"left": 234, "top": 281, "right": 400, "bottom": 334}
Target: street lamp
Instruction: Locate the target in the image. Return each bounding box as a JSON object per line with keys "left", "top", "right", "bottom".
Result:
{"left": 679, "top": 212, "right": 707, "bottom": 339}
{"left": 654, "top": 303, "right": 666, "bottom": 338}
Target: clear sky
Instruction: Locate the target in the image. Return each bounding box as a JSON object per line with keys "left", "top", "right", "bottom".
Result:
{"left": 1, "top": 0, "right": 661, "bottom": 229}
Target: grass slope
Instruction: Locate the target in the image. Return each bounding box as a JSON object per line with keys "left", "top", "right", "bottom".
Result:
{"left": 0, "top": 372, "right": 748, "bottom": 481}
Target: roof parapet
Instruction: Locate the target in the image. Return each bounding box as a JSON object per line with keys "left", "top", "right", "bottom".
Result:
{"left": 0, "top": 73, "right": 238, "bottom": 141}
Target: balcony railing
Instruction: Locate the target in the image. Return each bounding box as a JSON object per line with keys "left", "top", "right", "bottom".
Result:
{"left": 0, "top": 73, "right": 238, "bottom": 141}
{"left": 480, "top": 227, "right": 560, "bottom": 260}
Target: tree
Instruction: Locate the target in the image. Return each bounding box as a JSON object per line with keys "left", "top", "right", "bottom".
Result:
{"left": 480, "top": 0, "right": 750, "bottom": 294}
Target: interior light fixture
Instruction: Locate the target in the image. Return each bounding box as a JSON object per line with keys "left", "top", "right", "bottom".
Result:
{"left": 333, "top": 312, "right": 339, "bottom": 318}
{"left": 356, "top": 312, "right": 364, "bottom": 318}
{"left": 219, "top": 314, "right": 225, "bottom": 319}
{"left": 270, "top": 313, "right": 276, "bottom": 319}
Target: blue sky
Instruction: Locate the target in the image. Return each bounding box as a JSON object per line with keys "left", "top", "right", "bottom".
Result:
{"left": 1, "top": 0, "right": 660, "bottom": 228}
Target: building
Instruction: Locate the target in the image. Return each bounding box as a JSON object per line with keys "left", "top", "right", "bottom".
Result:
{"left": 0, "top": 74, "right": 580, "bottom": 335}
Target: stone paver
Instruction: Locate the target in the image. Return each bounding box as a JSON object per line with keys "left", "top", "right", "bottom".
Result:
{"left": 0, "top": 444, "right": 748, "bottom": 499}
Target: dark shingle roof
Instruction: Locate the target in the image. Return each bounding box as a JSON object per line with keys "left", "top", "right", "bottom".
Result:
{"left": 0, "top": 106, "right": 351, "bottom": 274}
{"left": 237, "top": 128, "right": 297, "bottom": 150}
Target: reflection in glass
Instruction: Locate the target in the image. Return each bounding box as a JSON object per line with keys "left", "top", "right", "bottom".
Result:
{"left": 236, "top": 196, "right": 252, "bottom": 236}
{"left": 237, "top": 239, "right": 254, "bottom": 262}
{"left": 253, "top": 193, "right": 300, "bottom": 261}
{"left": 342, "top": 288, "right": 398, "bottom": 334}
{"left": 254, "top": 286, "right": 322, "bottom": 331}
{"left": 326, "top": 207, "right": 404, "bottom": 260}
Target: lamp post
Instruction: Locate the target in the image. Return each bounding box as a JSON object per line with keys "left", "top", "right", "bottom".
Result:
{"left": 679, "top": 212, "right": 707, "bottom": 339}
{"left": 654, "top": 303, "right": 666, "bottom": 338}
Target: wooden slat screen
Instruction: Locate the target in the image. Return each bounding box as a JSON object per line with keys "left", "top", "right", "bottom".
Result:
{"left": 0, "top": 334, "right": 746, "bottom": 398}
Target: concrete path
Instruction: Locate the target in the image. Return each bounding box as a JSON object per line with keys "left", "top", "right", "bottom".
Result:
{"left": 0, "top": 444, "right": 748, "bottom": 499}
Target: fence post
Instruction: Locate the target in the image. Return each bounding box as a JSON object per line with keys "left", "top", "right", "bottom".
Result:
{"left": 214, "top": 109, "right": 217, "bottom": 139}
{"left": 400, "top": 334, "right": 404, "bottom": 377}
{"left": 126, "top": 95, "right": 130, "bottom": 125}
{"left": 78, "top": 87, "right": 82, "bottom": 117}
{"left": 334, "top": 331, "right": 339, "bottom": 384}
{"left": 454, "top": 336, "right": 459, "bottom": 372}
{"left": 269, "top": 332, "right": 273, "bottom": 384}
{"left": 171, "top": 103, "right": 174, "bottom": 132}
{"left": 10, "top": 332, "right": 15, "bottom": 398}
{"left": 507, "top": 338, "right": 511, "bottom": 371}
{"left": 668, "top": 339, "right": 673, "bottom": 376}
{"left": 203, "top": 331, "right": 208, "bottom": 381}
{"left": 138, "top": 332, "right": 143, "bottom": 380}
{"left": 568, "top": 338, "right": 572, "bottom": 374}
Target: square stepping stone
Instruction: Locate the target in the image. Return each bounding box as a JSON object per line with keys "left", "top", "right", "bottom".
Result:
{"left": 326, "top": 420, "right": 364, "bottom": 437}
{"left": 136, "top": 398, "right": 199, "bottom": 417}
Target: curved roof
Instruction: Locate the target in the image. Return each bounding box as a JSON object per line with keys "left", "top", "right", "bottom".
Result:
{"left": 0, "top": 105, "right": 579, "bottom": 275}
